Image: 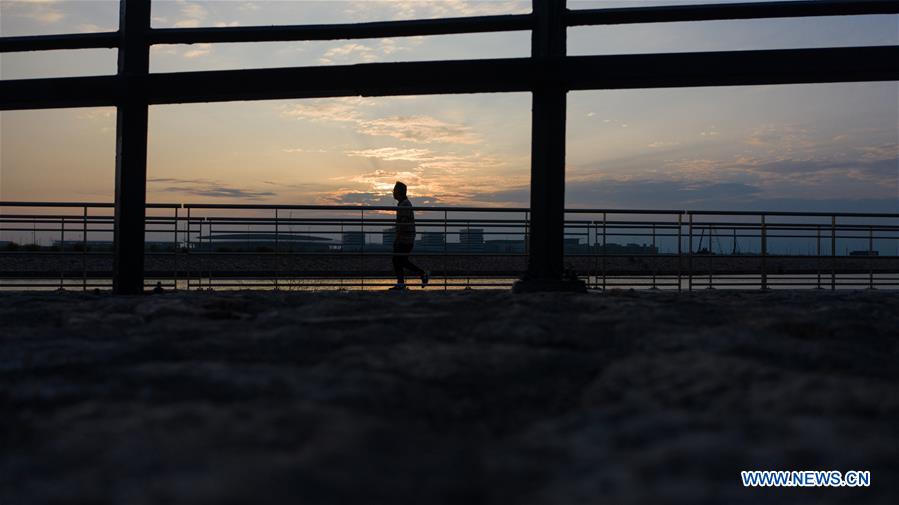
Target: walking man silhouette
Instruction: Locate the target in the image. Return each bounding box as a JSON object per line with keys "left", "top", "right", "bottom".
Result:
{"left": 390, "top": 181, "right": 429, "bottom": 290}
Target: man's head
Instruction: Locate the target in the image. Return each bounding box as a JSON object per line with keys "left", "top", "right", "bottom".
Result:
{"left": 393, "top": 181, "right": 407, "bottom": 201}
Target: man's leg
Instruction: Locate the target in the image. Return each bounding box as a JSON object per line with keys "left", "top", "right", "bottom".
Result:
{"left": 399, "top": 243, "right": 427, "bottom": 286}
{"left": 392, "top": 242, "right": 407, "bottom": 285}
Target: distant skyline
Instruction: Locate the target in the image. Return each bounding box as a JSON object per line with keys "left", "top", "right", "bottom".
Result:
{"left": 1, "top": 0, "right": 897, "bottom": 212}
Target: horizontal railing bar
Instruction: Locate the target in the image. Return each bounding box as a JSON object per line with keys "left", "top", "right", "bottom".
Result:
{"left": 181, "top": 202, "right": 532, "bottom": 212}
{"left": 150, "top": 14, "right": 533, "bottom": 45}
{"left": 2, "top": 201, "right": 897, "bottom": 218}
{"left": 567, "top": 0, "right": 899, "bottom": 26}
{"left": 0, "top": 31, "right": 120, "bottom": 53}
{"left": 687, "top": 209, "right": 899, "bottom": 217}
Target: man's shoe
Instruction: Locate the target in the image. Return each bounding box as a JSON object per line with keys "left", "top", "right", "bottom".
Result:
{"left": 421, "top": 271, "right": 430, "bottom": 288}
{"left": 388, "top": 283, "right": 407, "bottom": 291}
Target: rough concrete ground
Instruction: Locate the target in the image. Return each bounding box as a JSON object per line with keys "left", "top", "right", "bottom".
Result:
{"left": 2, "top": 289, "right": 898, "bottom": 504}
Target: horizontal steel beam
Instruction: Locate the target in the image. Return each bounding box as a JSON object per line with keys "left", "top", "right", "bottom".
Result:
{"left": 144, "top": 58, "right": 534, "bottom": 104}
{"left": 2, "top": 46, "right": 897, "bottom": 110}
{"left": 0, "top": 75, "right": 119, "bottom": 110}
{"left": 566, "top": 46, "right": 899, "bottom": 89}
{"left": 567, "top": 0, "right": 899, "bottom": 26}
{"left": 0, "top": 31, "right": 119, "bottom": 53}
{"left": 4, "top": 1, "right": 894, "bottom": 53}
{"left": 151, "top": 14, "right": 533, "bottom": 45}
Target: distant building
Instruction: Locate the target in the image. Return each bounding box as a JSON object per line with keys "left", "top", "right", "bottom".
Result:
{"left": 341, "top": 231, "right": 364, "bottom": 252}
{"left": 564, "top": 238, "right": 587, "bottom": 253}
{"left": 459, "top": 228, "right": 484, "bottom": 252}
{"left": 417, "top": 232, "right": 445, "bottom": 251}
{"left": 381, "top": 227, "right": 395, "bottom": 246}
{"left": 484, "top": 239, "right": 525, "bottom": 253}
{"left": 52, "top": 240, "right": 173, "bottom": 252}
{"left": 591, "top": 242, "right": 659, "bottom": 255}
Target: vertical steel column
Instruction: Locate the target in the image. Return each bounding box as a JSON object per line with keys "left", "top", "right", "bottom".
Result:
{"left": 516, "top": 0, "right": 581, "bottom": 291}
{"left": 113, "top": 0, "right": 151, "bottom": 294}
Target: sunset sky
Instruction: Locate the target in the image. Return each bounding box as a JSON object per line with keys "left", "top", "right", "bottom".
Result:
{"left": 1, "top": 0, "right": 897, "bottom": 212}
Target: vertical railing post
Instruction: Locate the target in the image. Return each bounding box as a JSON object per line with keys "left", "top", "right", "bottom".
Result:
{"left": 831, "top": 215, "right": 837, "bottom": 291}
{"left": 82, "top": 205, "right": 88, "bottom": 291}
{"left": 651, "top": 223, "right": 657, "bottom": 289}
{"left": 602, "top": 212, "right": 607, "bottom": 291}
{"left": 688, "top": 212, "right": 693, "bottom": 292}
{"left": 207, "top": 218, "right": 212, "bottom": 289}
{"left": 113, "top": 0, "right": 151, "bottom": 294}
{"left": 59, "top": 216, "right": 65, "bottom": 289}
{"left": 816, "top": 224, "right": 821, "bottom": 289}
{"left": 173, "top": 207, "right": 179, "bottom": 290}
{"left": 359, "top": 209, "right": 360, "bottom": 291}
{"left": 760, "top": 214, "right": 767, "bottom": 290}
{"left": 707, "top": 224, "right": 714, "bottom": 289}
{"left": 274, "top": 208, "right": 279, "bottom": 290}
{"left": 186, "top": 207, "right": 191, "bottom": 290}
{"left": 444, "top": 209, "right": 448, "bottom": 291}
{"left": 869, "top": 225, "right": 874, "bottom": 289}
{"left": 677, "top": 213, "right": 682, "bottom": 293}
{"left": 588, "top": 220, "right": 594, "bottom": 289}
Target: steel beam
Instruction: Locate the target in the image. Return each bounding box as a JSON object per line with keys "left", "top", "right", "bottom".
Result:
{"left": 113, "top": 0, "right": 151, "bottom": 295}
{"left": 144, "top": 58, "right": 535, "bottom": 104}
{"left": 514, "top": 0, "right": 585, "bottom": 291}
{"left": 565, "top": 46, "right": 899, "bottom": 89}
{"left": 3, "top": 46, "right": 895, "bottom": 111}
{"left": 567, "top": 0, "right": 899, "bottom": 26}
{"left": 0, "top": 76, "right": 118, "bottom": 110}
{"left": 151, "top": 14, "right": 532, "bottom": 45}
{"left": 0, "top": 31, "right": 119, "bottom": 53}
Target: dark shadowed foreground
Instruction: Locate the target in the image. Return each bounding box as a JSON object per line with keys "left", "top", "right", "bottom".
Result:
{"left": 2, "top": 290, "right": 898, "bottom": 504}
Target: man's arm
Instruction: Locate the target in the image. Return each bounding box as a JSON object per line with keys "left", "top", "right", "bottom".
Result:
{"left": 395, "top": 199, "right": 415, "bottom": 242}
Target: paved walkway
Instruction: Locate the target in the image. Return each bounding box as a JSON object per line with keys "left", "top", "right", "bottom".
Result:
{"left": 2, "top": 290, "right": 898, "bottom": 504}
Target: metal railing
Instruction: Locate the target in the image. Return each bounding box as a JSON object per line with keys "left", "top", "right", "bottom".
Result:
{"left": 2, "top": 202, "right": 896, "bottom": 291}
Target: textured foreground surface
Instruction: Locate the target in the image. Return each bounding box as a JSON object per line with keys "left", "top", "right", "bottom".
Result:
{"left": 2, "top": 289, "right": 898, "bottom": 504}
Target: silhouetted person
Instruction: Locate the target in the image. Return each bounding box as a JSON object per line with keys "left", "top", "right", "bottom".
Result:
{"left": 390, "top": 181, "right": 428, "bottom": 290}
